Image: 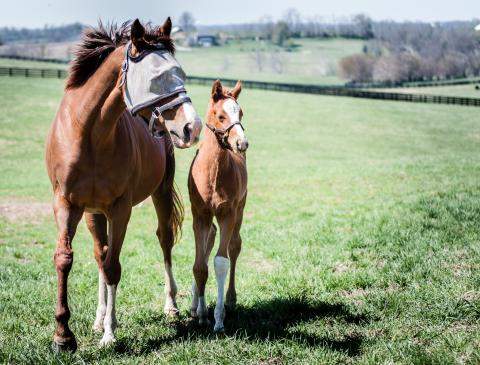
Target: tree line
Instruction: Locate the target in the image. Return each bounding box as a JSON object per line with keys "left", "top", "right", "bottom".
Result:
{"left": 0, "top": 23, "right": 83, "bottom": 44}
{"left": 340, "top": 21, "right": 480, "bottom": 83}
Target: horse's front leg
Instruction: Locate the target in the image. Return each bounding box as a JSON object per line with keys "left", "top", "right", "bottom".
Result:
{"left": 99, "top": 195, "right": 131, "bottom": 347}
{"left": 213, "top": 212, "right": 236, "bottom": 333}
{"left": 52, "top": 193, "right": 84, "bottom": 352}
{"left": 191, "top": 223, "right": 216, "bottom": 318}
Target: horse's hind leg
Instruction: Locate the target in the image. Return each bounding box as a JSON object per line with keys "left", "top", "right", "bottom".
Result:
{"left": 191, "top": 223, "right": 216, "bottom": 317}
{"left": 52, "top": 193, "right": 83, "bottom": 352}
{"left": 85, "top": 213, "right": 109, "bottom": 333}
{"left": 152, "top": 188, "right": 181, "bottom": 317}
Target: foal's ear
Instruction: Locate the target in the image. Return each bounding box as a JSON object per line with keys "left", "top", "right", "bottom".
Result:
{"left": 131, "top": 19, "right": 145, "bottom": 46}
{"left": 212, "top": 79, "right": 223, "bottom": 102}
{"left": 159, "top": 17, "right": 172, "bottom": 37}
{"left": 231, "top": 80, "right": 242, "bottom": 99}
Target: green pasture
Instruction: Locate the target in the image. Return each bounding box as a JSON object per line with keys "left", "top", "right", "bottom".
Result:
{"left": 0, "top": 58, "right": 68, "bottom": 70}
{"left": 176, "top": 38, "right": 365, "bottom": 85}
{"left": 0, "top": 76, "right": 479, "bottom": 364}
{"left": 0, "top": 38, "right": 364, "bottom": 85}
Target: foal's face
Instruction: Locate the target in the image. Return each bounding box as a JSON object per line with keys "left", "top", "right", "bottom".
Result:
{"left": 210, "top": 80, "right": 248, "bottom": 153}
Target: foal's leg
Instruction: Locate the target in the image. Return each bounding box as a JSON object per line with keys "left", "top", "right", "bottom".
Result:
{"left": 52, "top": 193, "right": 83, "bottom": 352}
{"left": 192, "top": 213, "right": 213, "bottom": 324}
{"left": 191, "top": 224, "right": 216, "bottom": 317}
{"left": 152, "top": 189, "right": 180, "bottom": 316}
{"left": 226, "top": 199, "right": 246, "bottom": 309}
{"left": 85, "top": 213, "right": 109, "bottom": 332}
{"left": 99, "top": 196, "right": 131, "bottom": 346}
{"left": 213, "top": 212, "right": 236, "bottom": 332}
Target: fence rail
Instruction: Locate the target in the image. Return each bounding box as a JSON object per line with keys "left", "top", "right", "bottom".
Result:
{"left": 348, "top": 78, "right": 480, "bottom": 89}
{"left": 2, "top": 66, "right": 480, "bottom": 107}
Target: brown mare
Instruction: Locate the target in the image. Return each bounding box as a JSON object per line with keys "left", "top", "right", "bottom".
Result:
{"left": 45, "top": 18, "right": 202, "bottom": 351}
{"left": 188, "top": 80, "right": 248, "bottom": 332}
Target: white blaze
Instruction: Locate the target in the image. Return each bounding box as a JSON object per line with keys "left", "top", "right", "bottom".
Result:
{"left": 223, "top": 98, "right": 245, "bottom": 139}
{"left": 179, "top": 92, "right": 199, "bottom": 123}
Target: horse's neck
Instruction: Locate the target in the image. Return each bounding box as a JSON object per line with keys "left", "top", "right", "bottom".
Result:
{"left": 68, "top": 46, "right": 126, "bottom": 144}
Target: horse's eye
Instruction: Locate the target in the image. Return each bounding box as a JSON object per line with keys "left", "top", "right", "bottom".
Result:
{"left": 219, "top": 116, "right": 225, "bottom": 121}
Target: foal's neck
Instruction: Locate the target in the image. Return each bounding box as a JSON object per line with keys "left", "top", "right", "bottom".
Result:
{"left": 69, "top": 46, "right": 126, "bottom": 144}
{"left": 203, "top": 113, "right": 229, "bottom": 159}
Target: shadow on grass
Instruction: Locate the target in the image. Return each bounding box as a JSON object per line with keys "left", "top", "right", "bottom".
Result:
{"left": 115, "top": 297, "right": 367, "bottom": 357}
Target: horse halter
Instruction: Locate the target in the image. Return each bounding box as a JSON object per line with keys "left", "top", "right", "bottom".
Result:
{"left": 120, "top": 41, "right": 191, "bottom": 135}
{"left": 206, "top": 120, "right": 245, "bottom": 151}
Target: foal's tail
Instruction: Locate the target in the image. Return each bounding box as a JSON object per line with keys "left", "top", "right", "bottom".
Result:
{"left": 163, "top": 140, "right": 184, "bottom": 244}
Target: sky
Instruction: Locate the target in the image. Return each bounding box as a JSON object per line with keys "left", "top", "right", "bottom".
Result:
{"left": 1, "top": 0, "right": 479, "bottom": 28}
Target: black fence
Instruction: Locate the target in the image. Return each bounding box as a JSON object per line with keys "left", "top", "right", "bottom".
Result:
{"left": 2, "top": 66, "right": 480, "bottom": 107}
{"left": 348, "top": 78, "right": 480, "bottom": 89}
{"left": 187, "top": 76, "right": 480, "bottom": 107}
{"left": 0, "top": 67, "right": 68, "bottom": 78}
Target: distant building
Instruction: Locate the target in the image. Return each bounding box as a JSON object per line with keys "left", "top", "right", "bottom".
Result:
{"left": 196, "top": 35, "right": 218, "bottom": 47}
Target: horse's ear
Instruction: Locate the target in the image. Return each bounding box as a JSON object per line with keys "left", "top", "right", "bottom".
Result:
{"left": 131, "top": 19, "right": 145, "bottom": 46}
{"left": 231, "top": 80, "right": 242, "bottom": 99}
{"left": 159, "top": 17, "right": 172, "bottom": 37}
{"left": 212, "top": 79, "right": 223, "bottom": 102}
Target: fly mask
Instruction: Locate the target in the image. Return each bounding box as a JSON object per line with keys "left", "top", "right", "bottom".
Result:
{"left": 120, "top": 41, "right": 191, "bottom": 134}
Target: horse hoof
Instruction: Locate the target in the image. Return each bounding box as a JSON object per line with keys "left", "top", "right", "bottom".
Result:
{"left": 213, "top": 324, "right": 225, "bottom": 333}
{"left": 52, "top": 335, "right": 77, "bottom": 353}
{"left": 99, "top": 333, "right": 116, "bottom": 347}
{"left": 198, "top": 317, "right": 210, "bottom": 326}
{"left": 164, "top": 307, "right": 180, "bottom": 319}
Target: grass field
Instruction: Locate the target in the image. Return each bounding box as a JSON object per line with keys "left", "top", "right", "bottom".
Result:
{"left": 0, "top": 38, "right": 365, "bottom": 85}
{"left": 0, "top": 58, "right": 68, "bottom": 70}
{"left": 1, "top": 76, "right": 480, "bottom": 364}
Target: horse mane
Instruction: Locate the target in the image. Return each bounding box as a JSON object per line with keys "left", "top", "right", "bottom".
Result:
{"left": 66, "top": 20, "right": 175, "bottom": 90}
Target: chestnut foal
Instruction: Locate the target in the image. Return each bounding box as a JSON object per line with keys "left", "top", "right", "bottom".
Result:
{"left": 188, "top": 80, "right": 248, "bottom": 332}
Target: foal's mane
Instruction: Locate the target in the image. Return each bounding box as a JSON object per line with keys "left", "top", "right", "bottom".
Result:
{"left": 66, "top": 20, "right": 175, "bottom": 90}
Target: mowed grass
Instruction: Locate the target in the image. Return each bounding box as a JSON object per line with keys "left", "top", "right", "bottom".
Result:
{"left": 0, "top": 77, "right": 480, "bottom": 364}
{"left": 0, "top": 58, "right": 68, "bottom": 70}
{"left": 163, "top": 38, "right": 364, "bottom": 85}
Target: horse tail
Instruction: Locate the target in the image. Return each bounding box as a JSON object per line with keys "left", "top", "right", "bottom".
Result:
{"left": 162, "top": 137, "right": 184, "bottom": 244}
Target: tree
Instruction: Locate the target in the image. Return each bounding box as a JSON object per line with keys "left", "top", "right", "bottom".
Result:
{"left": 353, "top": 14, "right": 374, "bottom": 39}
{"left": 272, "top": 21, "right": 289, "bottom": 47}
{"left": 339, "top": 54, "right": 375, "bottom": 82}
{"left": 259, "top": 15, "right": 275, "bottom": 40}
{"left": 283, "top": 8, "right": 302, "bottom": 37}
{"left": 178, "top": 11, "right": 196, "bottom": 34}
